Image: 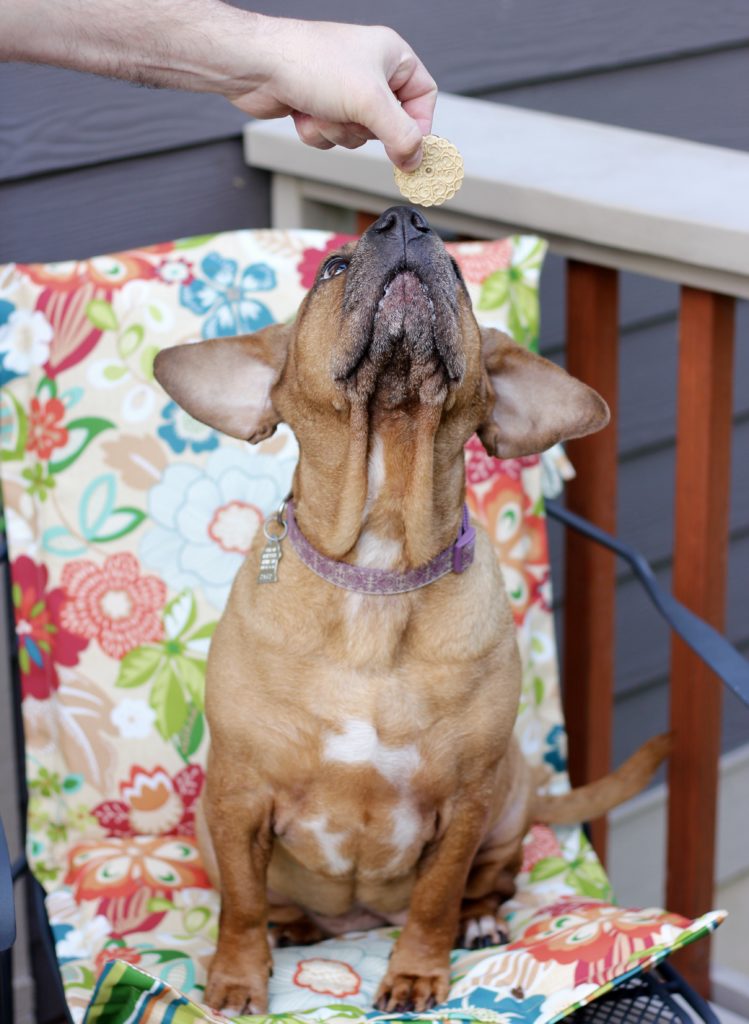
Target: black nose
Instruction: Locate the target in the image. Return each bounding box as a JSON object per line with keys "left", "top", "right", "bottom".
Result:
{"left": 370, "top": 205, "right": 431, "bottom": 243}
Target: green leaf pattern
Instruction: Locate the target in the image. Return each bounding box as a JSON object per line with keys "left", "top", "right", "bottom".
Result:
{"left": 477, "top": 236, "right": 546, "bottom": 351}
{"left": 116, "top": 590, "right": 215, "bottom": 747}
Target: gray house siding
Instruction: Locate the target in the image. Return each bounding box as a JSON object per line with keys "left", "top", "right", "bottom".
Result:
{"left": 1, "top": 0, "right": 747, "bottom": 801}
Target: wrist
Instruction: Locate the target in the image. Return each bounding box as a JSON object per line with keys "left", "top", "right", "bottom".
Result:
{"left": 210, "top": 12, "right": 300, "bottom": 101}
{"left": 178, "top": 7, "right": 276, "bottom": 97}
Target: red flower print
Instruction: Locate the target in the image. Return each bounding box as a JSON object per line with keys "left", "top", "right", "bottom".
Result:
{"left": 497, "top": 454, "right": 541, "bottom": 481}
{"left": 20, "top": 248, "right": 163, "bottom": 293}
{"left": 521, "top": 824, "right": 563, "bottom": 874}
{"left": 61, "top": 553, "right": 166, "bottom": 659}
{"left": 465, "top": 434, "right": 501, "bottom": 485}
{"left": 467, "top": 472, "right": 548, "bottom": 623}
{"left": 92, "top": 764, "right": 205, "bottom": 838}
{"left": 296, "top": 234, "right": 355, "bottom": 289}
{"left": 65, "top": 835, "right": 210, "bottom": 935}
{"left": 23, "top": 244, "right": 172, "bottom": 375}
{"left": 446, "top": 239, "right": 512, "bottom": 284}
{"left": 11, "top": 556, "right": 88, "bottom": 701}
{"left": 509, "top": 897, "right": 691, "bottom": 986}
{"left": 293, "top": 958, "right": 362, "bottom": 998}
{"left": 26, "top": 397, "right": 69, "bottom": 460}
{"left": 155, "top": 256, "right": 194, "bottom": 285}
{"left": 95, "top": 944, "right": 142, "bottom": 973}
{"left": 464, "top": 435, "right": 539, "bottom": 486}
{"left": 35, "top": 284, "right": 105, "bottom": 377}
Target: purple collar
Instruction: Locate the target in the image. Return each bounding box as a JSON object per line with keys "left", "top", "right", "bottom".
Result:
{"left": 284, "top": 501, "right": 476, "bottom": 595}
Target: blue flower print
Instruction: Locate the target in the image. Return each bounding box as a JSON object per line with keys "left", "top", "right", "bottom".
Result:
{"left": 443, "top": 988, "right": 546, "bottom": 1022}
{"left": 543, "top": 723, "right": 568, "bottom": 773}
{"left": 140, "top": 441, "right": 297, "bottom": 608}
{"left": 0, "top": 298, "right": 18, "bottom": 386}
{"left": 157, "top": 401, "right": 219, "bottom": 455}
{"left": 179, "top": 253, "right": 276, "bottom": 337}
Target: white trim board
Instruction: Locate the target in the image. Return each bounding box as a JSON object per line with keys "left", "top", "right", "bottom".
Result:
{"left": 245, "top": 93, "right": 749, "bottom": 297}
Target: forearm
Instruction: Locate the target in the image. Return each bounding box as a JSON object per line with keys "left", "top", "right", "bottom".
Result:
{"left": 0, "top": 0, "right": 272, "bottom": 96}
{"left": 0, "top": 0, "right": 436, "bottom": 168}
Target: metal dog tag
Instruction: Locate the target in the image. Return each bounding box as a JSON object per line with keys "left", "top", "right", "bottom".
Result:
{"left": 257, "top": 504, "right": 288, "bottom": 584}
{"left": 257, "top": 538, "right": 282, "bottom": 584}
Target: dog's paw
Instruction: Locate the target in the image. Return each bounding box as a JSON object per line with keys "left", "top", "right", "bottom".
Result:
{"left": 204, "top": 959, "right": 270, "bottom": 1016}
{"left": 461, "top": 913, "right": 510, "bottom": 949}
{"left": 374, "top": 968, "right": 450, "bottom": 1013}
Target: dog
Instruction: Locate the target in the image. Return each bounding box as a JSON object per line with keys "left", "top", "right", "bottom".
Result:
{"left": 154, "top": 206, "right": 668, "bottom": 1017}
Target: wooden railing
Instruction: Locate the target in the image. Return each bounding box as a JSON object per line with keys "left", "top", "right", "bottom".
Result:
{"left": 243, "top": 93, "right": 749, "bottom": 997}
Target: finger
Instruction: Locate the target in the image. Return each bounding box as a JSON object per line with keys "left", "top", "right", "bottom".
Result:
{"left": 292, "top": 112, "right": 335, "bottom": 151}
{"left": 313, "top": 120, "right": 372, "bottom": 150}
{"left": 350, "top": 123, "right": 377, "bottom": 142}
{"left": 390, "top": 58, "right": 438, "bottom": 138}
{"left": 361, "top": 85, "right": 425, "bottom": 171}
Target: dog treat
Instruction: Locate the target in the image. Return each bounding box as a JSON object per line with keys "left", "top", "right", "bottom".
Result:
{"left": 393, "top": 135, "right": 464, "bottom": 207}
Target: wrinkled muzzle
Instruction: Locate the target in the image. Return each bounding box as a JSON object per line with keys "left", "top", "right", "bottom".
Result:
{"left": 333, "top": 206, "right": 465, "bottom": 407}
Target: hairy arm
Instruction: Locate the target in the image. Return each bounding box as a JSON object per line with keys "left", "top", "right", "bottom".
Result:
{"left": 0, "top": 0, "right": 436, "bottom": 169}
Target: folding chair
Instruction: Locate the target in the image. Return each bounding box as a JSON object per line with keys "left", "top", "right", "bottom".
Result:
{"left": 1, "top": 227, "right": 745, "bottom": 1024}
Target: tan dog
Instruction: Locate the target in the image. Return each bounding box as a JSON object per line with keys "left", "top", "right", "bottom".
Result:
{"left": 154, "top": 207, "right": 667, "bottom": 1017}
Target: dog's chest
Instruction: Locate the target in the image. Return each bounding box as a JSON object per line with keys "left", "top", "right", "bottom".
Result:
{"left": 272, "top": 715, "right": 441, "bottom": 881}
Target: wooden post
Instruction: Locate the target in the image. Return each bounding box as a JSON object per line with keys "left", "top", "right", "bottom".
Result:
{"left": 356, "top": 211, "right": 379, "bottom": 234}
{"left": 563, "top": 261, "right": 619, "bottom": 864}
{"left": 667, "top": 287, "right": 735, "bottom": 997}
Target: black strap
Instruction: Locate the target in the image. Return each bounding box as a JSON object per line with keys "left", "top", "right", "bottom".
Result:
{"left": 546, "top": 500, "right": 749, "bottom": 709}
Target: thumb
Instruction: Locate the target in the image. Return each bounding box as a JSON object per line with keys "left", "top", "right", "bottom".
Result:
{"left": 361, "top": 87, "right": 424, "bottom": 171}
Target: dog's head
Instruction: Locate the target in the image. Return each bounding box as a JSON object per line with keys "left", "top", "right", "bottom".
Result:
{"left": 154, "top": 207, "right": 608, "bottom": 463}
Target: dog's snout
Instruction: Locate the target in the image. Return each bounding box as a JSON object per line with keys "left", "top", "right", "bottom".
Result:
{"left": 370, "top": 205, "right": 431, "bottom": 243}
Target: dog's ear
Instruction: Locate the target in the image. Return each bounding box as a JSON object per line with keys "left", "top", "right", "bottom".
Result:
{"left": 477, "top": 328, "right": 609, "bottom": 458}
{"left": 153, "top": 324, "right": 291, "bottom": 443}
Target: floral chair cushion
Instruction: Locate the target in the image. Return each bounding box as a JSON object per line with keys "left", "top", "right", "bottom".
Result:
{"left": 0, "top": 231, "right": 722, "bottom": 1024}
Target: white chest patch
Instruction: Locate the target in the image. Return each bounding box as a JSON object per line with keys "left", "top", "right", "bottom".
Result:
{"left": 353, "top": 531, "right": 402, "bottom": 570}
{"left": 389, "top": 798, "right": 422, "bottom": 854}
{"left": 323, "top": 719, "right": 421, "bottom": 786}
{"left": 300, "top": 816, "right": 352, "bottom": 874}
{"left": 364, "top": 434, "right": 385, "bottom": 517}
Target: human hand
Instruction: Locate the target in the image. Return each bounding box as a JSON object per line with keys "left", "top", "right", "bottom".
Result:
{"left": 0, "top": 3, "right": 437, "bottom": 170}
{"left": 226, "top": 18, "right": 437, "bottom": 172}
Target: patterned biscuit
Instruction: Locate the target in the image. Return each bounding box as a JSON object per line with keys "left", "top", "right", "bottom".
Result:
{"left": 393, "top": 135, "right": 464, "bottom": 207}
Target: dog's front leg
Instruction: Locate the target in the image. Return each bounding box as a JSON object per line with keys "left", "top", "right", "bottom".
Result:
{"left": 374, "top": 795, "right": 489, "bottom": 1012}
{"left": 203, "top": 777, "right": 273, "bottom": 1016}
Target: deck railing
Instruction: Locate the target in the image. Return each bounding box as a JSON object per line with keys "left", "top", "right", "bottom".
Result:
{"left": 243, "top": 93, "right": 749, "bottom": 997}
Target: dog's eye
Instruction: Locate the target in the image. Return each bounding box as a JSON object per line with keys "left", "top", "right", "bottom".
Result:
{"left": 321, "top": 257, "right": 349, "bottom": 280}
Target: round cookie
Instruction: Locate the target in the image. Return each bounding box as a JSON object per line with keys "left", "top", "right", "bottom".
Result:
{"left": 393, "top": 135, "right": 464, "bottom": 207}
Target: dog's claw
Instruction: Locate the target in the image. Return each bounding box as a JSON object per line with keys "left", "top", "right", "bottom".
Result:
{"left": 204, "top": 959, "right": 270, "bottom": 1017}
{"left": 463, "top": 913, "right": 510, "bottom": 949}
{"left": 374, "top": 969, "right": 449, "bottom": 1014}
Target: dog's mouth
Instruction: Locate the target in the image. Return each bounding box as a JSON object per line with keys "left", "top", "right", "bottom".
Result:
{"left": 335, "top": 267, "right": 463, "bottom": 406}
{"left": 375, "top": 269, "right": 434, "bottom": 326}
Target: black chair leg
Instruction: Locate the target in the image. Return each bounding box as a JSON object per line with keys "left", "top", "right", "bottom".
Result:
{"left": 1, "top": 947, "right": 14, "bottom": 1024}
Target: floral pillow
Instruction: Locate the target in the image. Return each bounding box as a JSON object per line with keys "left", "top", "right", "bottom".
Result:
{"left": 0, "top": 231, "right": 722, "bottom": 1024}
